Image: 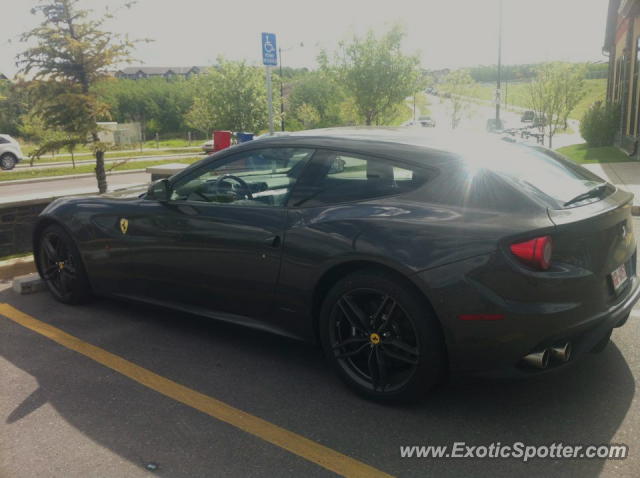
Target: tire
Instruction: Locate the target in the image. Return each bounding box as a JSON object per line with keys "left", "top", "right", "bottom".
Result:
{"left": 0, "top": 153, "right": 17, "bottom": 170}
{"left": 37, "top": 224, "right": 92, "bottom": 304}
{"left": 319, "top": 269, "right": 446, "bottom": 402}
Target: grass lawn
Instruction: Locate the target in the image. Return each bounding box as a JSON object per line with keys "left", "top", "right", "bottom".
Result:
{"left": 21, "top": 138, "right": 202, "bottom": 156}
{"left": 556, "top": 143, "right": 633, "bottom": 164}
{"left": 472, "top": 78, "right": 606, "bottom": 122}
{"left": 0, "top": 157, "right": 202, "bottom": 182}
{"left": 24, "top": 147, "right": 200, "bottom": 165}
{"left": 141, "top": 138, "right": 199, "bottom": 149}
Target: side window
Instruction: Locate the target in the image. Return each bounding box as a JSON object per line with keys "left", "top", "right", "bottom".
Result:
{"left": 170, "top": 148, "right": 314, "bottom": 207}
{"left": 292, "top": 151, "right": 427, "bottom": 207}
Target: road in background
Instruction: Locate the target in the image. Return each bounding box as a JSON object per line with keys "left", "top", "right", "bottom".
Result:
{"left": 11, "top": 152, "right": 200, "bottom": 172}
{"left": 426, "top": 94, "right": 584, "bottom": 148}
{"left": 0, "top": 172, "right": 149, "bottom": 201}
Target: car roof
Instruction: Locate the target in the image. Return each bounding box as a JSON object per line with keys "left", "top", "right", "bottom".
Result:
{"left": 245, "top": 127, "right": 514, "bottom": 166}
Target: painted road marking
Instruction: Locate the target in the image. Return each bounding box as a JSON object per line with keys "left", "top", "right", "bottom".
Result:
{"left": 0, "top": 303, "right": 393, "bottom": 478}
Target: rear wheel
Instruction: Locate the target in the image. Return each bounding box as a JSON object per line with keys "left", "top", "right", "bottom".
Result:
{"left": 0, "top": 153, "right": 17, "bottom": 170}
{"left": 320, "top": 269, "right": 446, "bottom": 402}
{"left": 37, "top": 224, "right": 92, "bottom": 304}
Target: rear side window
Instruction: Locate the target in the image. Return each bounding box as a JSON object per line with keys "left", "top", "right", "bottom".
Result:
{"left": 0, "top": 136, "right": 9, "bottom": 144}
{"left": 465, "top": 143, "right": 606, "bottom": 208}
{"left": 291, "top": 151, "right": 428, "bottom": 207}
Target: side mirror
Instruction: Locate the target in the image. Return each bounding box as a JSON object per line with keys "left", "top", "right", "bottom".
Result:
{"left": 147, "top": 178, "right": 171, "bottom": 201}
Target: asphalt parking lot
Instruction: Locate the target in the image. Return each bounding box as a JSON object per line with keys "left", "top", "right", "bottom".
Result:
{"left": 1, "top": 225, "right": 640, "bottom": 477}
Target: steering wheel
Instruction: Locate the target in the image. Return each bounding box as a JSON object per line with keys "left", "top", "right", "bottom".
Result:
{"left": 214, "top": 174, "right": 253, "bottom": 200}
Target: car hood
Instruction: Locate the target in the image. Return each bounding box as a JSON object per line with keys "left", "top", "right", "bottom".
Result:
{"left": 101, "top": 183, "right": 149, "bottom": 199}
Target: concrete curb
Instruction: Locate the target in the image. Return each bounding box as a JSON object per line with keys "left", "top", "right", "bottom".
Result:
{"left": 0, "top": 168, "right": 146, "bottom": 187}
{"left": 13, "top": 273, "right": 46, "bottom": 294}
{"left": 0, "top": 256, "right": 37, "bottom": 281}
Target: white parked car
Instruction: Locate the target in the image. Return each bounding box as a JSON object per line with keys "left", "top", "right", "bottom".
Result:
{"left": 201, "top": 139, "right": 214, "bottom": 154}
{"left": 0, "top": 134, "right": 24, "bottom": 170}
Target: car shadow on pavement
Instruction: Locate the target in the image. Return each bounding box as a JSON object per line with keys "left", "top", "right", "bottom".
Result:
{"left": 0, "top": 288, "right": 635, "bottom": 478}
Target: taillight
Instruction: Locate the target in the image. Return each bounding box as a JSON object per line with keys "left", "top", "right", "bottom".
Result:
{"left": 510, "top": 235, "right": 552, "bottom": 270}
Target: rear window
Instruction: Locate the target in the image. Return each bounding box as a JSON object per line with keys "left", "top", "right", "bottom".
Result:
{"left": 464, "top": 143, "right": 607, "bottom": 208}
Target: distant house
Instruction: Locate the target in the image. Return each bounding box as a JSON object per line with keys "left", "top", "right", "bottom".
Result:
{"left": 115, "top": 66, "right": 207, "bottom": 80}
{"left": 0, "top": 73, "right": 8, "bottom": 81}
{"left": 423, "top": 69, "right": 450, "bottom": 84}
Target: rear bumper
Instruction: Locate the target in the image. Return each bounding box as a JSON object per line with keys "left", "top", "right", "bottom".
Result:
{"left": 415, "top": 254, "right": 640, "bottom": 379}
{"left": 471, "top": 276, "right": 639, "bottom": 379}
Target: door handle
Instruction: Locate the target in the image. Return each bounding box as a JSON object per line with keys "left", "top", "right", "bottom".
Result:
{"left": 265, "top": 235, "right": 281, "bottom": 248}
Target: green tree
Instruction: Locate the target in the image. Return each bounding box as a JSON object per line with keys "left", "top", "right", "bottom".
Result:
{"left": 19, "top": 110, "right": 85, "bottom": 167}
{"left": 96, "top": 77, "right": 195, "bottom": 137}
{"left": 527, "top": 62, "right": 586, "bottom": 148}
{"left": 440, "top": 70, "right": 478, "bottom": 129}
{"left": 580, "top": 101, "right": 620, "bottom": 147}
{"left": 0, "top": 80, "right": 32, "bottom": 137}
{"left": 292, "top": 103, "right": 321, "bottom": 129}
{"left": 17, "top": 0, "right": 144, "bottom": 193}
{"left": 321, "top": 25, "right": 425, "bottom": 125}
{"left": 287, "top": 70, "right": 344, "bottom": 129}
{"left": 185, "top": 60, "right": 270, "bottom": 134}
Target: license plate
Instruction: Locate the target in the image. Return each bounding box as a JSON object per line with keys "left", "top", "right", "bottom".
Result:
{"left": 611, "top": 263, "right": 629, "bottom": 292}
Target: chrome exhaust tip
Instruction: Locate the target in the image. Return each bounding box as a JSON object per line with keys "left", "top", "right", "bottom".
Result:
{"left": 550, "top": 342, "right": 572, "bottom": 362}
{"left": 522, "top": 349, "right": 550, "bottom": 369}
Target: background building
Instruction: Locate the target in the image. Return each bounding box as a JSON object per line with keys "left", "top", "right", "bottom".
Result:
{"left": 604, "top": 0, "right": 640, "bottom": 151}
{"left": 115, "top": 66, "right": 206, "bottom": 80}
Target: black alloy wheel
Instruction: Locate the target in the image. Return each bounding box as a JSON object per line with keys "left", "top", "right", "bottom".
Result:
{"left": 321, "top": 270, "right": 445, "bottom": 401}
{"left": 38, "top": 224, "right": 91, "bottom": 304}
{"left": 331, "top": 289, "right": 419, "bottom": 393}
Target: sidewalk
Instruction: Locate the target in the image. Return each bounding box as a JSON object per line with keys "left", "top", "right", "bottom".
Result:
{"left": 581, "top": 161, "right": 640, "bottom": 207}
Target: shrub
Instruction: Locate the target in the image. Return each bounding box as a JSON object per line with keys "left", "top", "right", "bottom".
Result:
{"left": 580, "top": 101, "right": 620, "bottom": 147}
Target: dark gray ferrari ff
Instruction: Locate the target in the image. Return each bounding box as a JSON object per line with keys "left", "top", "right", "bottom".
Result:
{"left": 33, "top": 128, "right": 639, "bottom": 401}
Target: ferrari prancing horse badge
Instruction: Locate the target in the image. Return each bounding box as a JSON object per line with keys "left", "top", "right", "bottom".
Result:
{"left": 120, "top": 218, "right": 128, "bottom": 234}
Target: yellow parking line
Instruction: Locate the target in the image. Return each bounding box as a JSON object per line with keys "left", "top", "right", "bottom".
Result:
{"left": 0, "top": 303, "right": 394, "bottom": 478}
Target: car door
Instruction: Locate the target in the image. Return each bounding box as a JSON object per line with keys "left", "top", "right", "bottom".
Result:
{"left": 122, "top": 147, "right": 315, "bottom": 319}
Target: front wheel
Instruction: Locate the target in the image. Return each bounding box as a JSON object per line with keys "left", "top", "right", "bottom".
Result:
{"left": 37, "top": 224, "right": 92, "bottom": 304}
{"left": 320, "top": 269, "right": 446, "bottom": 402}
{"left": 0, "top": 153, "right": 17, "bottom": 170}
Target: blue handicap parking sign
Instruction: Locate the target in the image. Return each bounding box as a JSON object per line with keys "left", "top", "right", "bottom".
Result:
{"left": 262, "top": 33, "right": 278, "bottom": 66}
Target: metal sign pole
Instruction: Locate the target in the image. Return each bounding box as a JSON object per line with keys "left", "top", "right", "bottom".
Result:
{"left": 261, "top": 32, "right": 278, "bottom": 136}
{"left": 267, "top": 66, "right": 274, "bottom": 135}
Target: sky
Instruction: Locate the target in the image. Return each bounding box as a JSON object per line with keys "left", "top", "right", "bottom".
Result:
{"left": 1, "top": 0, "right": 610, "bottom": 77}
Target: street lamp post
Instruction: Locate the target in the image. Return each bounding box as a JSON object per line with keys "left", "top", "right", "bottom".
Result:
{"left": 279, "top": 47, "right": 285, "bottom": 132}
{"left": 413, "top": 95, "right": 416, "bottom": 121}
{"left": 496, "top": 0, "right": 503, "bottom": 124}
{"left": 278, "top": 42, "right": 303, "bottom": 132}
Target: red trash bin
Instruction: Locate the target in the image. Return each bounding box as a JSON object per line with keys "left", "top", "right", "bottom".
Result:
{"left": 213, "top": 130, "right": 232, "bottom": 151}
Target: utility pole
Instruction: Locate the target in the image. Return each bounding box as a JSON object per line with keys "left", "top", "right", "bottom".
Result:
{"left": 495, "top": 0, "right": 503, "bottom": 124}
{"left": 267, "top": 66, "right": 274, "bottom": 135}
{"left": 279, "top": 47, "right": 285, "bottom": 131}
{"left": 277, "top": 42, "right": 303, "bottom": 131}
{"left": 413, "top": 95, "right": 416, "bottom": 121}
